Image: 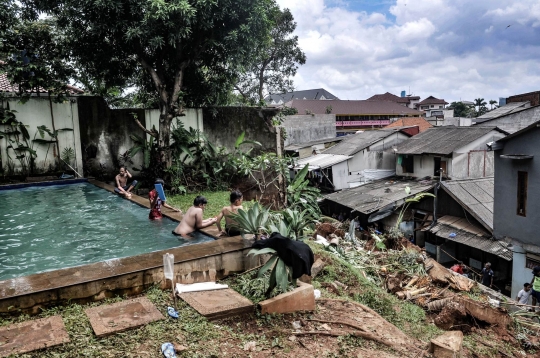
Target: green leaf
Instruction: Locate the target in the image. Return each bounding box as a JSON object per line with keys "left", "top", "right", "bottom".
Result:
{"left": 247, "top": 247, "right": 277, "bottom": 256}
{"left": 234, "top": 131, "right": 245, "bottom": 149}
{"left": 275, "top": 259, "right": 289, "bottom": 293}
{"left": 257, "top": 255, "right": 278, "bottom": 278}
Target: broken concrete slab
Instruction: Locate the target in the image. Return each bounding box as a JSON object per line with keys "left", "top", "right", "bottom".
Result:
{"left": 179, "top": 288, "right": 254, "bottom": 320}
{"left": 457, "top": 297, "right": 512, "bottom": 331}
{"left": 429, "top": 331, "right": 463, "bottom": 358}
{"left": 85, "top": 297, "right": 164, "bottom": 337}
{"left": 0, "top": 315, "right": 70, "bottom": 358}
{"left": 311, "top": 258, "right": 326, "bottom": 278}
{"left": 259, "top": 281, "right": 315, "bottom": 314}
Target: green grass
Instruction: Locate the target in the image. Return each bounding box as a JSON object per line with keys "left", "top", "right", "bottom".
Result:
{"left": 167, "top": 190, "right": 255, "bottom": 218}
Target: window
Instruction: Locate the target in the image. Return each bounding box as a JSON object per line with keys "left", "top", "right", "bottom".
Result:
{"left": 439, "top": 106, "right": 443, "bottom": 109}
{"left": 401, "top": 155, "right": 414, "bottom": 173}
{"left": 517, "top": 171, "right": 528, "bottom": 216}
{"left": 430, "top": 105, "right": 434, "bottom": 108}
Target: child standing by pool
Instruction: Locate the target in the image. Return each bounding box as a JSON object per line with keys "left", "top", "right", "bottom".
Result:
{"left": 148, "top": 179, "right": 182, "bottom": 220}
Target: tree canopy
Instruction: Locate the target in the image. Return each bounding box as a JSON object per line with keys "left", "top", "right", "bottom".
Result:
{"left": 234, "top": 6, "right": 306, "bottom": 105}
{"left": 19, "top": 0, "right": 281, "bottom": 165}
{"left": 448, "top": 101, "right": 473, "bottom": 118}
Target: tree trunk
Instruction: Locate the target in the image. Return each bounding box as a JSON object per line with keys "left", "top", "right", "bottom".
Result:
{"left": 158, "top": 109, "right": 173, "bottom": 169}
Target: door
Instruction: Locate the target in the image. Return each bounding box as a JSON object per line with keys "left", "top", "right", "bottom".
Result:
{"left": 434, "top": 157, "right": 441, "bottom": 176}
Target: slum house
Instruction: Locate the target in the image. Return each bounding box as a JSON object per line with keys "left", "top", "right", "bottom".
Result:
{"left": 322, "top": 177, "right": 435, "bottom": 231}
{"left": 289, "top": 153, "right": 351, "bottom": 191}
{"left": 410, "top": 177, "right": 512, "bottom": 295}
{"left": 474, "top": 103, "right": 540, "bottom": 134}
{"left": 284, "top": 137, "right": 342, "bottom": 159}
{"left": 491, "top": 119, "right": 540, "bottom": 298}
{"left": 321, "top": 128, "right": 412, "bottom": 188}
{"left": 396, "top": 126, "right": 507, "bottom": 180}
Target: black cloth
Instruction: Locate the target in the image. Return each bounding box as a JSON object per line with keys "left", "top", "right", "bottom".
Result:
{"left": 481, "top": 268, "right": 494, "bottom": 286}
{"left": 252, "top": 233, "right": 314, "bottom": 279}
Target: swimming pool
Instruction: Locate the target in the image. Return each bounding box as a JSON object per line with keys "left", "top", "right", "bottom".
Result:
{"left": 0, "top": 182, "right": 214, "bottom": 281}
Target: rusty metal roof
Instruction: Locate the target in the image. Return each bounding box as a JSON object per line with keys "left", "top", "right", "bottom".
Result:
{"left": 323, "top": 177, "right": 435, "bottom": 215}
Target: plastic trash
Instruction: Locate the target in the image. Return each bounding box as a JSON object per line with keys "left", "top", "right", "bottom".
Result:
{"left": 314, "top": 289, "right": 321, "bottom": 299}
{"left": 314, "top": 235, "right": 330, "bottom": 246}
{"left": 163, "top": 253, "right": 174, "bottom": 281}
{"left": 449, "top": 233, "right": 457, "bottom": 238}
{"left": 161, "top": 342, "right": 177, "bottom": 358}
{"left": 175, "top": 282, "right": 228, "bottom": 294}
{"left": 167, "top": 306, "right": 179, "bottom": 319}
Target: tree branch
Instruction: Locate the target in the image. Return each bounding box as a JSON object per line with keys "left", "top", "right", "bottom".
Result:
{"left": 138, "top": 53, "right": 168, "bottom": 105}
{"left": 135, "top": 118, "right": 158, "bottom": 138}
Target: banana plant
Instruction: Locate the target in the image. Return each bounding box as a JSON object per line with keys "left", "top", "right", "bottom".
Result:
{"left": 228, "top": 202, "right": 270, "bottom": 239}
{"left": 248, "top": 248, "right": 294, "bottom": 297}
{"left": 287, "top": 164, "right": 321, "bottom": 218}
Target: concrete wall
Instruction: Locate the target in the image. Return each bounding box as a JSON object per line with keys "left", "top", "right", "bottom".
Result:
{"left": 396, "top": 155, "right": 451, "bottom": 178}
{"left": 202, "top": 107, "right": 278, "bottom": 154}
{"left": 282, "top": 114, "right": 336, "bottom": 146}
{"left": 331, "top": 160, "right": 349, "bottom": 190}
{"left": 476, "top": 105, "right": 540, "bottom": 134}
{"left": 0, "top": 96, "right": 83, "bottom": 175}
{"left": 145, "top": 108, "right": 203, "bottom": 141}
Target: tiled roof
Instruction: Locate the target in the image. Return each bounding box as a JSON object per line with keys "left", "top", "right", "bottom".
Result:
{"left": 285, "top": 99, "right": 423, "bottom": 116}
{"left": 0, "top": 73, "right": 83, "bottom": 95}
{"left": 266, "top": 88, "right": 338, "bottom": 103}
{"left": 396, "top": 126, "right": 506, "bottom": 155}
{"left": 418, "top": 96, "right": 448, "bottom": 105}
{"left": 384, "top": 117, "right": 433, "bottom": 133}
{"left": 441, "top": 177, "right": 494, "bottom": 232}
{"left": 323, "top": 129, "right": 407, "bottom": 156}
{"left": 324, "top": 177, "right": 435, "bottom": 215}
{"left": 368, "top": 92, "right": 420, "bottom": 103}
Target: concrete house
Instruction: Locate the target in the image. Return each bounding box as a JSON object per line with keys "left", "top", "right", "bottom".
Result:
{"left": 265, "top": 88, "right": 338, "bottom": 105}
{"left": 492, "top": 120, "right": 540, "bottom": 297}
{"left": 417, "top": 96, "right": 448, "bottom": 117}
{"left": 367, "top": 92, "right": 420, "bottom": 109}
{"left": 396, "top": 126, "right": 507, "bottom": 179}
{"left": 289, "top": 153, "right": 351, "bottom": 191}
{"left": 322, "top": 129, "right": 412, "bottom": 187}
{"left": 474, "top": 103, "right": 540, "bottom": 134}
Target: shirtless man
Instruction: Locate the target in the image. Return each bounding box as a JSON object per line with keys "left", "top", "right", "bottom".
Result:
{"left": 173, "top": 196, "right": 217, "bottom": 237}
{"left": 114, "top": 166, "right": 138, "bottom": 198}
{"left": 216, "top": 190, "right": 243, "bottom": 237}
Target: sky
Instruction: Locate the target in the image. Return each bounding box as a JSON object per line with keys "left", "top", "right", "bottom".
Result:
{"left": 275, "top": 0, "right": 540, "bottom": 104}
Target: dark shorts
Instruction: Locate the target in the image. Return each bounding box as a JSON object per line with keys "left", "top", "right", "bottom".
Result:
{"left": 225, "top": 226, "right": 242, "bottom": 237}
{"left": 114, "top": 180, "right": 138, "bottom": 194}
{"left": 531, "top": 289, "right": 540, "bottom": 300}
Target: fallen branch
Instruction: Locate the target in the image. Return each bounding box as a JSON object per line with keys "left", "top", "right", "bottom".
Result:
{"left": 475, "top": 338, "right": 512, "bottom": 357}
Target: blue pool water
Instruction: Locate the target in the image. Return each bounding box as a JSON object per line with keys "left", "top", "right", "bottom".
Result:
{"left": 0, "top": 183, "right": 214, "bottom": 281}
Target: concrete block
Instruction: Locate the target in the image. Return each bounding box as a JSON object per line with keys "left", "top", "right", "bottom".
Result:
{"left": 0, "top": 316, "right": 70, "bottom": 357}
{"left": 85, "top": 297, "right": 164, "bottom": 337}
{"left": 259, "top": 281, "right": 315, "bottom": 314}
{"left": 429, "top": 331, "right": 463, "bottom": 358}
{"left": 311, "top": 258, "right": 326, "bottom": 278}
{"left": 179, "top": 288, "right": 254, "bottom": 320}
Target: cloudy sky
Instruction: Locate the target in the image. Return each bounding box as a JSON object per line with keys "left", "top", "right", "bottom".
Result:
{"left": 275, "top": 0, "right": 540, "bottom": 104}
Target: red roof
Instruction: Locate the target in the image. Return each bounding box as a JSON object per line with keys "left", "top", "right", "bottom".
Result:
{"left": 383, "top": 117, "right": 433, "bottom": 133}
{"left": 0, "top": 73, "right": 83, "bottom": 95}
{"left": 418, "top": 96, "right": 448, "bottom": 105}
{"left": 368, "top": 92, "right": 420, "bottom": 103}
{"left": 285, "top": 99, "right": 423, "bottom": 116}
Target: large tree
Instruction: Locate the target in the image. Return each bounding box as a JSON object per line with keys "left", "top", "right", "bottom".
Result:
{"left": 448, "top": 101, "right": 473, "bottom": 118}
{"left": 26, "top": 0, "right": 275, "bottom": 165}
{"left": 234, "top": 6, "right": 306, "bottom": 105}
{"left": 474, "top": 98, "right": 488, "bottom": 117}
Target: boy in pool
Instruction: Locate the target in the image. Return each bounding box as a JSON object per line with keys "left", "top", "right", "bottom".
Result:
{"left": 216, "top": 190, "right": 244, "bottom": 237}
{"left": 148, "top": 178, "right": 182, "bottom": 220}
{"left": 114, "top": 166, "right": 137, "bottom": 198}
{"left": 172, "top": 196, "right": 217, "bottom": 238}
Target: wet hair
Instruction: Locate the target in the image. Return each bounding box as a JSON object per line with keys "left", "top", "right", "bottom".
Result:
{"left": 485, "top": 262, "right": 491, "bottom": 267}
{"left": 534, "top": 266, "right": 540, "bottom": 274}
{"left": 119, "top": 165, "right": 126, "bottom": 170}
{"left": 155, "top": 178, "right": 165, "bottom": 185}
{"left": 193, "top": 196, "right": 208, "bottom": 206}
{"left": 525, "top": 283, "right": 532, "bottom": 287}
{"left": 230, "top": 190, "right": 243, "bottom": 203}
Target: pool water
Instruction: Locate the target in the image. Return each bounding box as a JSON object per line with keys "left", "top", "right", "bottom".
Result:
{"left": 0, "top": 183, "right": 214, "bottom": 281}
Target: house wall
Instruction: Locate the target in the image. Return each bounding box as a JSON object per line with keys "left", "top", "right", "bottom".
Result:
{"left": 282, "top": 114, "right": 336, "bottom": 146}
{"left": 396, "top": 155, "right": 451, "bottom": 178}
{"left": 331, "top": 160, "right": 349, "bottom": 190}
{"left": 0, "top": 96, "right": 83, "bottom": 175}
{"left": 202, "top": 107, "right": 278, "bottom": 154}
{"left": 475, "top": 105, "right": 540, "bottom": 134}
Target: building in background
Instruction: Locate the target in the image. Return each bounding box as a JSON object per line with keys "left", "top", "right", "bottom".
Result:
{"left": 367, "top": 92, "right": 420, "bottom": 109}
{"left": 265, "top": 88, "right": 338, "bottom": 105}
{"left": 506, "top": 90, "right": 540, "bottom": 107}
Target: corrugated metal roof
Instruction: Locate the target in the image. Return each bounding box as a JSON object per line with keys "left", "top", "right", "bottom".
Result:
{"left": 426, "top": 215, "right": 511, "bottom": 261}
{"left": 323, "top": 178, "right": 435, "bottom": 214}
{"left": 474, "top": 102, "right": 530, "bottom": 123}
{"left": 285, "top": 99, "right": 423, "bottom": 116}
{"left": 323, "top": 129, "right": 405, "bottom": 156}
{"left": 441, "top": 177, "right": 494, "bottom": 232}
{"left": 291, "top": 154, "right": 351, "bottom": 170}
{"left": 284, "top": 137, "right": 342, "bottom": 152}
{"left": 396, "top": 126, "right": 505, "bottom": 155}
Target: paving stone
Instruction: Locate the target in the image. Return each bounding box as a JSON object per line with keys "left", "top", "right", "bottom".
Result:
{"left": 259, "top": 281, "right": 315, "bottom": 314}
{"left": 179, "top": 288, "right": 254, "bottom": 320}
{"left": 0, "top": 316, "right": 69, "bottom": 358}
{"left": 85, "top": 297, "right": 164, "bottom": 337}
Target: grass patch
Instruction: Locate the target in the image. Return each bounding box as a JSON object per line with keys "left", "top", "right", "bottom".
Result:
{"left": 168, "top": 190, "right": 255, "bottom": 218}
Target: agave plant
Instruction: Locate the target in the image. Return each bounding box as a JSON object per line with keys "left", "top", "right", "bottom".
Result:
{"left": 281, "top": 208, "right": 313, "bottom": 240}
{"left": 248, "top": 248, "right": 294, "bottom": 297}
{"left": 228, "top": 202, "right": 270, "bottom": 239}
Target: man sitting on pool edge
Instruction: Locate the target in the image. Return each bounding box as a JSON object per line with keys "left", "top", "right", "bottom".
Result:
{"left": 114, "top": 166, "right": 137, "bottom": 198}
{"left": 173, "top": 195, "right": 217, "bottom": 238}
{"left": 216, "top": 190, "right": 243, "bottom": 237}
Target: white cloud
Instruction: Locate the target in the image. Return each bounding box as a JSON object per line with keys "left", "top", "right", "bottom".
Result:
{"left": 276, "top": 0, "right": 540, "bottom": 102}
